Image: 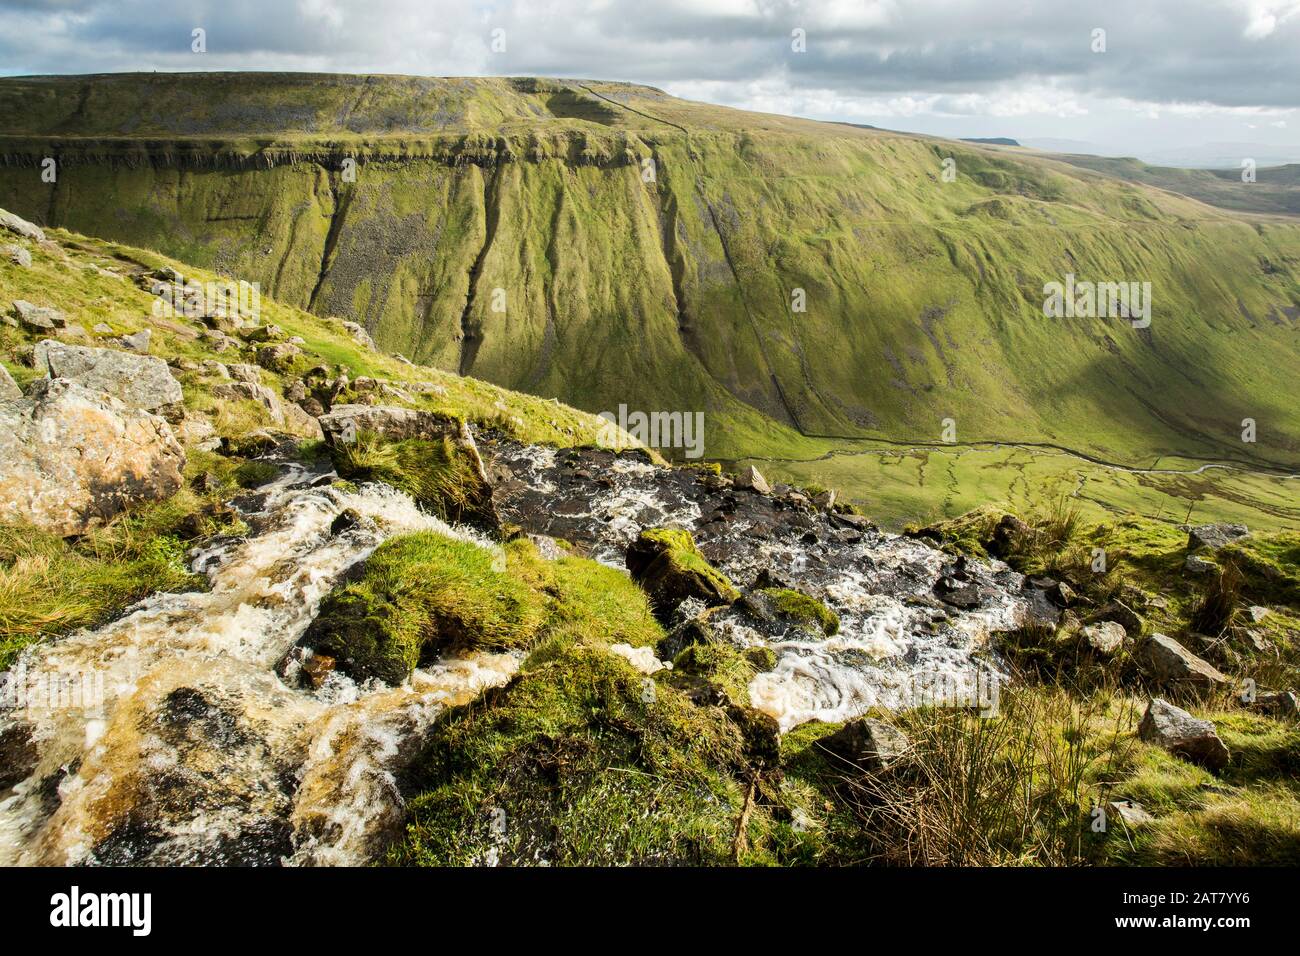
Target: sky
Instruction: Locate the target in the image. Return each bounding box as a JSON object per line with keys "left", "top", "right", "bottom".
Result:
{"left": 1, "top": 0, "right": 1298, "bottom": 164}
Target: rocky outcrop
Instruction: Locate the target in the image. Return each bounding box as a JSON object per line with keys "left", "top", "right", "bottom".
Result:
{"left": 1137, "top": 633, "right": 1230, "bottom": 692}
{"left": 12, "top": 300, "right": 67, "bottom": 332}
{"left": 33, "top": 340, "right": 184, "bottom": 420}
{"left": 1138, "top": 697, "right": 1230, "bottom": 771}
{"left": 0, "top": 378, "right": 184, "bottom": 535}
{"left": 318, "top": 403, "right": 462, "bottom": 446}
{"left": 1188, "top": 523, "right": 1249, "bottom": 551}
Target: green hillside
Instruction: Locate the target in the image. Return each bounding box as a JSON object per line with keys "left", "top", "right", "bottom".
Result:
{"left": 1, "top": 72, "right": 1297, "bottom": 474}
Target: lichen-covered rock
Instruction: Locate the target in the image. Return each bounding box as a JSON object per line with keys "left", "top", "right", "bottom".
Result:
{"left": 1081, "top": 620, "right": 1126, "bottom": 655}
{"left": 626, "top": 527, "right": 740, "bottom": 621}
{"left": 1138, "top": 698, "right": 1230, "bottom": 772}
{"left": 1188, "top": 523, "right": 1249, "bottom": 551}
{"left": 33, "top": 339, "right": 183, "bottom": 419}
{"left": 1137, "top": 633, "right": 1229, "bottom": 691}
{"left": 3, "top": 243, "right": 31, "bottom": 268}
{"left": 13, "top": 300, "right": 67, "bottom": 331}
{"left": 256, "top": 341, "right": 301, "bottom": 372}
{"left": 0, "top": 378, "right": 184, "bottom": 535}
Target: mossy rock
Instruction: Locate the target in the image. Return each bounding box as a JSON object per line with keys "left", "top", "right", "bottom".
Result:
{"left": 389, "top": 644, "right": 774, "bottom": 866}
{"left": 626, "top": 527, "right": 739, "bottom": 622}
{"left": 758, "top": 588, "right": 839, "bottom": 636}
{"left": 302, "top": 532, "right": 547, "bottom": 683}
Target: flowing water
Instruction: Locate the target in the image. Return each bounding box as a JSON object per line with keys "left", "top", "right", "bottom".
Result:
{"left": 0, "top": 466, "right": 519, "bottom": 866}
{"left": 1, "top": 431, "right": 1056, "bottom": 865}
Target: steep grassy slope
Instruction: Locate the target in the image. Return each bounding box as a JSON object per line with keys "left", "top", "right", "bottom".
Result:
{"left": 1, "top": 72, "right": 1298, "bottom": 471}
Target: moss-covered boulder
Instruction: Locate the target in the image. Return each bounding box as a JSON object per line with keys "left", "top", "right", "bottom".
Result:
{"left": 746, "top": 587, "right": 839, "bottom": 636}
{"left": 302, "top": 532, "right": 547, "bottom": 683}
{"left": 388, "top": 644, "right": 775, "bottom": 866}
{"left": 626, "top": 527, "right": 739, "bottom": 622}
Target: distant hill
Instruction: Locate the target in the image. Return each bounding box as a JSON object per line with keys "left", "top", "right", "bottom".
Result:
{"left": 0, "top": 72, "right": 1297, "bottom": 470}
{"left": 961, "top": 137, "right": 1021, "bottom": 147}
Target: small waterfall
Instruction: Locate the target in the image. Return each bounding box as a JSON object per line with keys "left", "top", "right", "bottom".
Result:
{"left": 0, "top": 471, "right": 517, "bottom": 866}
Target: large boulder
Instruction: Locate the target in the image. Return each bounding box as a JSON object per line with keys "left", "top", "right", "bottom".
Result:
{"left": 816, "top": 718, "right": 911, "bottom": 774}
{"left": 1137, "top": 633, "right": 1229, "bottom": 692}
{"left": 1188, "top": 523, "right": 1249, "bottom": 551}
{"left": 1138, "top": 698, "right": 1230, "bottom": 772}
{"left": 318, "top": 403, "right": 461, "bottom": 446}
{"left": 0, "top": 378, "right": 184, "bottom": 535}
{"left": 33, "top": 340, "right": 183, "bottom": 419}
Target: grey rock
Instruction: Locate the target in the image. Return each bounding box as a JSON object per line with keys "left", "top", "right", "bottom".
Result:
{"left": 13, "top": 300, "right": 66, "bottom": 331}
{"left": 1107, "top": 799, "right": 1155, "bottom": 828}
{"left": 3, "top": 243, "right": 31, "bottom": 268}
{"left": 1138, "top": 633, "right": 1229, "bottom": 691}
{"left": 0, "top": 363, "right": 20, "bottom": 400}
{"left": 816, "top": 718, "right": 911, "bottom": 774}
{"left": 0, "top": 207, "right": 45, "bottom": 242}
{"left": 318, "top": 403, "right": 462, "bottom": 447}
{"left": 1185, "top": 554, "right": 1217, "bottom": 575}
{"left": 1188, "top": 523, "right": 1249, "bottom": 551}
{"left": 118, "top": 328, "right": 151, "bottom": 353}
{"left": 1254, "top": 690, "right": 1298, "bottom": 719}
{"left": 33, "top": 340, "right": 183, "bottom": 418}
{"left": 1081, "top": 620, "right": 1126, "bottom": 655}
{"left": 0, "top": 378, "right": 184, "bottom": 535}
{"left": 340, "top": 319, "right": 375, "bottom": 350}
{"left": 256, "top": 341, "right": 301, "bottom": 372}
{"left": 1138, "top": 698, "right": 1230, "bottom": 771}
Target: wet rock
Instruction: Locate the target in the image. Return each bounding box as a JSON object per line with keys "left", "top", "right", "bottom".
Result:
{"left": 988, "top": 513, "right": 1033, "bottom": 557}
{"left": 0, "top": 378, "right": 184, "bottom": 535}
{"left": 33, "top": 339, "right": 183, "bottom": 419}
{"left": 1137, "top": 633, "right": 1229, "bottom": 692}
{"left": 302, "top": 653, "right": 337, "bottom": 690}
{"left": 13, "top": 300, "right": 67, "bottom": 331}
{"left": 816, "top": 718, "right": 911, "bottom": 774}
{"left": 0, "top": 207, "right": 45, "bottom": 242}
{"left": 329, "top": 508, "right": 362, "bottom": 535}
{"left": 1138, "top": 698, "right": 1230, "bottom": 772}
{"left": 1081, "top": 620, "right": 1126, "bottom": 655}
{"left": 0, "top": 722, "right": 39, "bottom": 790}
{"left": 936, "top": 576, "right": 981, "bottom": 609}
{"left": 3, "top": 243, "right": 31, "bottom": 268}
{"left": 627, "top": 528, "right": 740, "bottom": 622}
{"left": 735, "top": 465, "right": 770, "bottom": 494}
{"left": 0, "top": 363, "right": 20, "bottom": 400}
{"left": 657, "top": 614, "right": 718, "bottom": 660}
{"left": 1188, "top": 523, "right": 1249, "bottom": 551}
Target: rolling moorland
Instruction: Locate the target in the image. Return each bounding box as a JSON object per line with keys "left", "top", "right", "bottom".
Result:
{"left": 0, "top": 72, "right": 1298, "bottom": 529}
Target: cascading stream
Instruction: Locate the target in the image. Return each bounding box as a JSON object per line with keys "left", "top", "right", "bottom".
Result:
{"left": 0, "top": 470, "right": 518, "bottom": 866}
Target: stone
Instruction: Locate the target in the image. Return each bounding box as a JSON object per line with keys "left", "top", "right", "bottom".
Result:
{"left": 816, "top": 718, "right": 911, "bottom": 774}
{"left": 1107, "top": 799, "right": 1155, "bottom": 828}
{"left": 118, "top": 328, "right": 151, "bottom": 353}
{"left": 200, "top": 360, "right": 231, "bottom": 379}
{"left": 227, "top": 363, "right": 262, "bottom": 384}
{"left": 1092, "top": 599, "right": 1143, "bottom": 637}
{"left": 626, "top": 528, "right": 740, "bottom": 621}
{"left": 0, "top": 207, "right": 45, "bottom": 242}
{"left": 339, "top": 319, "right": 375, "bottom": 350}
{"left": 212, "top": 381, "right": 284, "bottom": 425}
{"left": 281, "top": 399, "right": 324, "bottom": 439}
{"left": 33, "top": 339, "right": 183, "bottom": 419}
{"left": 1247, "top": 606, "right": 1269, "bottom": 624}
{"left": 92, "top": 323, "right": 114, "bottom": 335}
{"left": 317, "top": 403, "right": 462, "bottom": 447}
{"left": 1188, "top": 523, "right": 1249, "bottom": 551}
{"left": 0, "top": 363, "right": 20, "bottom": 400}
{"left": 13, "top": 300, "right": 66, "bottom": 331}
{"left": 1254, "top": 690, "right": 1299, "bottom": 719}
{"left": 1138, "top": 633, "right": 1229, "bottom": 691}
{"left": 0, "top": 378, "right": 184, "bottom": 535}
{"left": 302, "top": 653, "right": 337, "bottom": 690}
{"left": 735, "top": 465, "right": 770, "bottom": 494}
{"left": 256, "top": 342, "right": 302, "bottom": 372}
{"left": 1081, "top": 620, "right": 1126, "bottom": 655}
{"left": 1185, "top": 554, "right": 1217, "bottom": 575}
{"left": 812, "top": 488, "right": 836, "bottom": 509}
{"left": 1138, "top": 698, "right": 1230, "bottom": 772}
{"left": 3, "top": 243, "right": 31, "bottom": 268}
